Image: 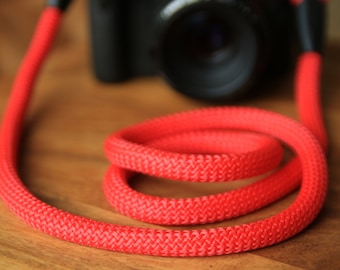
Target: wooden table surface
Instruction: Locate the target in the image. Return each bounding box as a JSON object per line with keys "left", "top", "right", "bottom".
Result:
{"left": 0, "top": 1, "right": 339, "bottom": 269}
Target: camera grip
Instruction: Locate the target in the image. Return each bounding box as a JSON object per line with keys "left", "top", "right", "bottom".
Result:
{"left": 88, "top": 0, "right": 127, "bottom": 82}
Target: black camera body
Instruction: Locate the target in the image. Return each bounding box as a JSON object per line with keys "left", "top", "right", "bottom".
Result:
{"left": 88, "top": 0, "right": 291, "bottom": 100}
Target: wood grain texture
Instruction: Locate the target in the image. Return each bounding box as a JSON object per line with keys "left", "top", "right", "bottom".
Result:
{"left": 0, "top": 1, "right": 339, "bottom": 269}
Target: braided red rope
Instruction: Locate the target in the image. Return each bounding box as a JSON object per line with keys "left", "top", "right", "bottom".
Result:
{"left": 0, "top": 7, "right": 328, "bottom": 256}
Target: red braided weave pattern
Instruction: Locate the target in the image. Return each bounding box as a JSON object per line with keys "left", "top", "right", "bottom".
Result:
{"left": 0, "top": 8, "right": 328, "bottom": 256}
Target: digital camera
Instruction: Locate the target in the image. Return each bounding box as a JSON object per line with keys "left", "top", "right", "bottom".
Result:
{"left": 88, "top": 0, "right": 292, "bottom": 100}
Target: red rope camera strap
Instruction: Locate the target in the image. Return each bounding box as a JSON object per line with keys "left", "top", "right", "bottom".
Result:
{"left": 0, "top": 7, "right": 328, "bottom": 256}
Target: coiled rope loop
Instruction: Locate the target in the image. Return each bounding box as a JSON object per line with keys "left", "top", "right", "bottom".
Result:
{"left": 0, "top": 7, "right": 328, "bottom": 256}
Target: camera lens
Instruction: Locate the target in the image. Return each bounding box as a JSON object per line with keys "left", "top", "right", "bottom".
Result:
{"left": 184, "top": 12, "right": 233, "bottom": 64}
{"left": 157, "top": 3, "right": 262, "bottom": 100}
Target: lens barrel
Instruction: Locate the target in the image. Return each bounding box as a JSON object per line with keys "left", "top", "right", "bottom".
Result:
{"left": 156, "top": 0, "right": 265, "bottom": 100}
